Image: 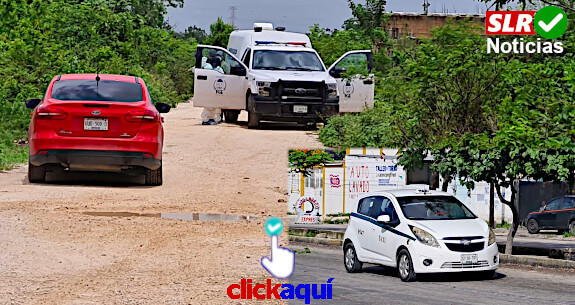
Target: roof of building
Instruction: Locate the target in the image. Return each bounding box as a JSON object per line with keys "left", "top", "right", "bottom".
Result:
{"left": 390, "top": 12, "right": 486, "bottom": 18}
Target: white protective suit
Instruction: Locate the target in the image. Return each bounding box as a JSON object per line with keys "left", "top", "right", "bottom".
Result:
{"left": 201, "top": 56, "right": 224, "bottom": 124}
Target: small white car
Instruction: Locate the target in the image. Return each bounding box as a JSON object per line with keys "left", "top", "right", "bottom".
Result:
{"left": 343, "top": 189, "right": 498, "bottom": 282}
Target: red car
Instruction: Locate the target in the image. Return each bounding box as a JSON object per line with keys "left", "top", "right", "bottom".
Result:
{"left": 26, "top": 74, "right": 171, "bottom": 185}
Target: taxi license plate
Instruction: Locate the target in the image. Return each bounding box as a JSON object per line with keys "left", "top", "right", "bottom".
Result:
{"left": 84, "top": 118, "right": 108, "bottom": 131}
{"left": 293, "top": 105, "right": 308, "bottom": 114}
{"left": 460, "top": 254, "right": 478, "bottom": 264}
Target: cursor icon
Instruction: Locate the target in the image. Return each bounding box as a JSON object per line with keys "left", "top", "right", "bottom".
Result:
{"left": 261, "top": 217, "right": 294, "bottom": 279}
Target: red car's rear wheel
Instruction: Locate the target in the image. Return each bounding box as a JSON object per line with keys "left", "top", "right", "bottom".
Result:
{"left": 145, "top": 164, "right": 162, "bottom": 186}
{"left": 28, "top": 161, "right": 46, "bottom": 183}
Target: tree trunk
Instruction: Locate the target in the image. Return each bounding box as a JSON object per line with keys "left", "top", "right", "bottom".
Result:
{"left": 441, "top": 174, "right": 451, "bottom": 192}
{"left": 496, "top": 182, "right": 518, "bottom": 255}
{"left": 430, "top": 172, "right": 439, "bottom": 190}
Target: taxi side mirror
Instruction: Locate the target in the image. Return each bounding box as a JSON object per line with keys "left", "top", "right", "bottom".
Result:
{"left": 377, "top": 214, "right": 391, "bottom": 223}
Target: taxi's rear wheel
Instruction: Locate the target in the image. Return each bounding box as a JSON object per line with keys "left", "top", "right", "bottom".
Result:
{"left": 344, "top": 243, "right": 362, "bottom": 273}
{"left": 397, "top": 249, "right": 417, "bottom": 282}
{"left": 527, "top": 218, "right": 540, "bottom": 234}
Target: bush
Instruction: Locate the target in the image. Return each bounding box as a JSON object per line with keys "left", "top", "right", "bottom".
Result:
{"left": 0, "top": 0, "right": 197, "bottom": 169}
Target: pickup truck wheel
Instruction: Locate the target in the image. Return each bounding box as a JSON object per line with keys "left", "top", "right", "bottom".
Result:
{"left": 28, "top": 161, "right": 46, "bottom": 183}
{"left": 223, "top": 110, "right": 240, "bottom": 124}
{"left": 247, "top": 95, "right": 260, "bottom": 129}
{"left": 145, "top": 165, "right": 163, "bottom": 186}
{"left": 527, "top": 218, "right": 540, "bottom": 234}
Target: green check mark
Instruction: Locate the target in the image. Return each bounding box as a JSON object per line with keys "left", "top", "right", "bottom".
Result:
{"left": 534, "top": 6, "right": 568, "bottom": 39}
{"left": 264, "top": 217, "right": 284, "bottom": 236}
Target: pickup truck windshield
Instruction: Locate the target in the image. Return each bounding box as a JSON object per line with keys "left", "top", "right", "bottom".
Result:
{"left": 398, "top": 196, "right": 477, "bottom": 220}
{"left": 252, "top": 50, "right": 324, "bottom": 71}
{"left": 51, "top": 80, "right": 143, "bottom": 102}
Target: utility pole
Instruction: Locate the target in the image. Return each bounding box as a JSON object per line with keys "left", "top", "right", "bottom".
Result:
{"left": 423, "top": 0, "right": 430, "bottom": 15}
{"left": 229, "top": 6, "right": 238, "bottom": 29}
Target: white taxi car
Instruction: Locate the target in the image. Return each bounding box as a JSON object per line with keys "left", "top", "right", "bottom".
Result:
{"left": 343, "top": 189, "right": 498, "bottom": 281}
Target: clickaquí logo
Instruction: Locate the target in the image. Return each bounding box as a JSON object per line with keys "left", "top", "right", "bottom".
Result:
{"left": 225, "top": 218, "right": 335, "bottom": 303}
{"left": 226, "top": 278, "right": 334, "bottom": 304}
{"left": 486, "top": 6, "right": 568, "bottom": 54}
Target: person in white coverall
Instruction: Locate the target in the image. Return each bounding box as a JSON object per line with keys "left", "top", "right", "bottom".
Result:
{"left": 201, "top": 55, "right": 225, "bottom": 125}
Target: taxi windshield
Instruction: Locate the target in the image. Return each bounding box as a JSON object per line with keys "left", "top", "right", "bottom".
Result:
{"left": 398, "top": 196, "right": 476, "bottom": 220}
{"left": 252, "top": 50, "right": 324, "bottom": 71}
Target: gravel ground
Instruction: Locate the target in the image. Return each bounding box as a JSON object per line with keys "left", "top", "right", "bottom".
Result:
{"left": 0, "top": 102, "right": 322, "bottom": 304}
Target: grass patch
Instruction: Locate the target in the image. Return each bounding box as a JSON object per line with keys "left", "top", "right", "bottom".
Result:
{"left": 323, "top": 218, "right": 349, "bottom": 224}
{"left": 305, "top": 231, "right": 318, "bottom": 238}
{"left": 295, "top": 247, "right": 312, "bottom": 254}
{"left": 326, "top": 213, "right": 350, "bottom": 217}
{"left": 497, "top": 222, "right": 512, "bottom": 229}
{"left": 0, "top": 142, "right": 28, "bottom": 170}
{"left": 563, "top": 231, "right": 575, "bottom": 238}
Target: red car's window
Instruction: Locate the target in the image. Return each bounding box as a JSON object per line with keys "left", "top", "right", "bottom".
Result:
{"left": 51, "top": 80, "right": 143, "bottom": 102}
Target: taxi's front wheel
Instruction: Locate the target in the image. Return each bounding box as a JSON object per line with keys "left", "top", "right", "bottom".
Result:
{"left": 397, "top": 249, "right": 417, "bottom": 282}
{"left": 344, "top": 243, "right": 362, "bottom": 273}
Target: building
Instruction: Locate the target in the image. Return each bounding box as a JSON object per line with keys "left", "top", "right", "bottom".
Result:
{"left": 387, "top": 12, "right": 486, "bottom": 39}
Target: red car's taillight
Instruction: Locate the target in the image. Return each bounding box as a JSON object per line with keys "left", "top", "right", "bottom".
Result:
{"left": 125, "top": 110, "right": 158, "bottom": 123}
{"left": 36, "top": 107, "right": 67, "bottom": 120}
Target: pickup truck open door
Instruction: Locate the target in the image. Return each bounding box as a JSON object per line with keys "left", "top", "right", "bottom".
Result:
{"left": 193, "top": 45, "right": 248, "bottom": 122}
{"left": 328, "top": 50, "right": 375, "bottom": 113}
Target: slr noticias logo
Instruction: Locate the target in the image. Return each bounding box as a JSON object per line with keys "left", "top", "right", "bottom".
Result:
{"left": 486, "top": 6, "right": 568, "bottom": 54}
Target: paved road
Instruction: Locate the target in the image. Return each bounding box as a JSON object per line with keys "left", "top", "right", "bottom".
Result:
{"left": 288, "top": 244, "right": 575, "bottom": 305}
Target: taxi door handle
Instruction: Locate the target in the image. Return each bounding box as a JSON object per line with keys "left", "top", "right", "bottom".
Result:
{"left": 197, "top": 75, "right": 207, "bottom": 80}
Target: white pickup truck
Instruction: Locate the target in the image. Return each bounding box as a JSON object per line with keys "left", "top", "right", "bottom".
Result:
{"left": 193, "top": 23, "right": 374, "bottom": 128}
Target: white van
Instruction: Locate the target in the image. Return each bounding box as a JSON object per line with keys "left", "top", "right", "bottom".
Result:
{"left": 343, "top": 189, "right": 499, "bottom": 282}
{"left": 192, "top": 23, "right": 374, "bottom": 128}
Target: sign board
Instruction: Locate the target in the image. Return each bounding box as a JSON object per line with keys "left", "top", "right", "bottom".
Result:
{"left": 344, "top": 155, "right": 406, "bottom": 213}
{"left": 294, "top": 196, "right": 320, "bottom": 224}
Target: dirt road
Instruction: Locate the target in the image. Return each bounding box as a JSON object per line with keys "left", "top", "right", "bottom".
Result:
{"left": 0, "top": 102, "right": 321, "bottom": 304}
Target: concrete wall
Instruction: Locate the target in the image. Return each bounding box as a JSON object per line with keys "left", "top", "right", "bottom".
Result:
{"left": 288, "top": 152, "right": 513, "bottom": 224}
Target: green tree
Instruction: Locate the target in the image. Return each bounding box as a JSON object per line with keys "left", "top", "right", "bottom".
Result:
{"left": 74, "top": 0, "right": 184, "bottom": 28}
{"left": 308, "top": 25, "right": 372, "bottom": 66}
{"left": 320, "top": 22, "right": 503, "bottom": 151}
{"left": 0, "top": 0, "right": 196, "bottom": 169}
{"left": 289, "top": 150, "right": 334, "bottom": 176}
{"left": 177, "top": 25, "right": 207, "bottom": 43}
{"left": 319, "top": 14, "right": 575, "bottom": 252}
{"left": 204, "top": 17, "right": 234, "bottom": 47}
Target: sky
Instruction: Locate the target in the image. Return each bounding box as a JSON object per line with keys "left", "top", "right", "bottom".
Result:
{"left": 166, "top": 0, "right": 497, "bottom": 33}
